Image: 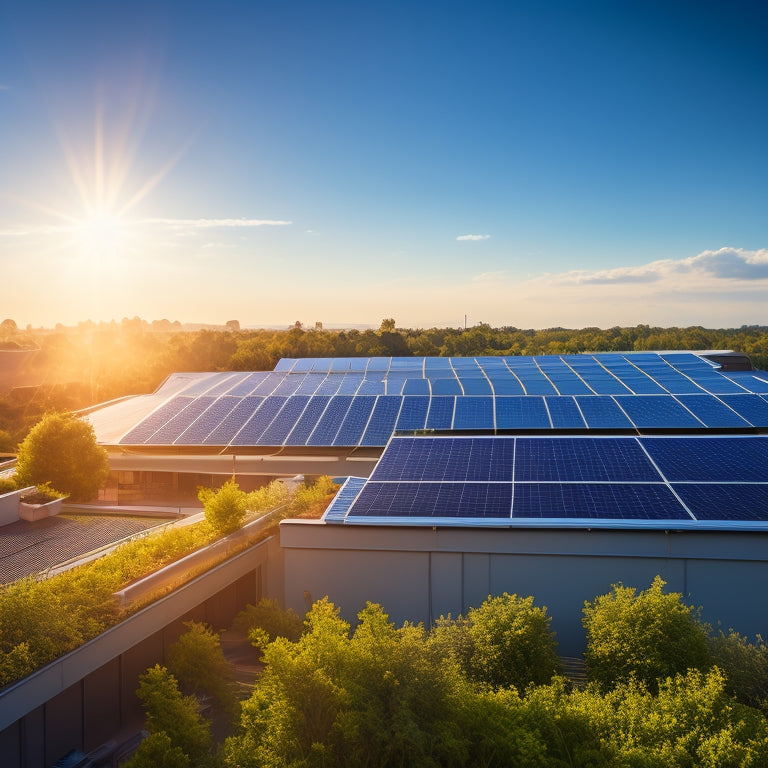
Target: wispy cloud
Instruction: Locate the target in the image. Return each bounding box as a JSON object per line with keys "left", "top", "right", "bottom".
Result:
{"left": 0, "top": 85, "right": 9, "bottom": 91}
{"left": 457, "top": 234, "right": 490, "bottom": 241}
{"left": 144, "top": 218, "right": 292, "bottom": 229}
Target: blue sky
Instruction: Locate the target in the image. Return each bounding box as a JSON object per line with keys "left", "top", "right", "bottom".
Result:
{"left": 1, "top": 0, "right": 767, "bottom": 329}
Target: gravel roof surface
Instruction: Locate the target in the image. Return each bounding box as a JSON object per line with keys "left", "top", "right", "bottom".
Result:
{"left": 0, "top": 514, "right": 169, "bottom": 584}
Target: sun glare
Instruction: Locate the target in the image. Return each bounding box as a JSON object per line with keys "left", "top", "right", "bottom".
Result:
{"left": 73, "top": 208, "right": 130, "bottom": 268}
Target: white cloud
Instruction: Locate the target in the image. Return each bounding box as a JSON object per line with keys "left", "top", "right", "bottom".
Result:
{"left": 145, "top": 218, "right": 292, "bottom": 229}
{"left": 457, "top": 234, "right": 490, "bottom": 241}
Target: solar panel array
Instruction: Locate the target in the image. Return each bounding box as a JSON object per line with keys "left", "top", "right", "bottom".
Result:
{"left": 118, "top": 353, "right": 768, "bottom": 446}
{"left": 333, "top": 435, "right": 768, "bottom": 528}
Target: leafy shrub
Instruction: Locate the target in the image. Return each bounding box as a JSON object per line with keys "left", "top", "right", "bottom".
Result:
{"left": 198, "top": 479, "right": 249, "bottom": 534}
{"left": 710, "top": 630, "right": 768, "bottom": 713}
{"left": 583, "top": 575, "right": 710, "bottom": 692}
{"left": 432, "top": 593, "right": 561, "bottom": 691}
{"left": 233, "top": 597, "right": 304, "bottom": 648}
{"left": 0, "top": 476, "right": 17, "bottom": 494}
{"left": 15, "top": 412, "right": 108, "bottom": 501}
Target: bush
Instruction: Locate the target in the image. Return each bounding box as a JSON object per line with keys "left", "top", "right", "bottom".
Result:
{"left": 198, "top": 479, "right": 249, "bottom": 534}
{"left": 233, "top": 597, "right": 304, "bottom": 649}
{"left": 432, "top": 593, "right": 561, "bottom": 691}
{"left": 710, "top": 630, "right": 768, "bottom": 713}
{"left": 14, "top": 412, "right": 108, "bottom": 501}
{"left": 583, "top": 575, "right": 710, "bottom": 692}
{"left": 0, "top": 476, "right": 17, "bottom": 494}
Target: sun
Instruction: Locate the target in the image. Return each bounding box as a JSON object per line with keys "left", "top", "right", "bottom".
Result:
{"left": 72, "top": 207, "right": 131, "bottom": 269}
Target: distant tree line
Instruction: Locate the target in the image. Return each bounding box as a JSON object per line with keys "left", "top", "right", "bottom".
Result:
{"left": 2, "top": 320, "right": 767, "bottom": 450}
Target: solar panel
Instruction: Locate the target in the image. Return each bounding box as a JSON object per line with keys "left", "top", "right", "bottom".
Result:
{"left": 514, "top": 438, "right": 660, "bottom": 482}
{"left": 227, "top": 373, "right": 270, "bottom": 396}
{"left": 259, "top": 396, "right": 311, "bottom": 445}
{"left": 324, "top": 477, "right": 367, "bottom": 523}
{"left": 315, "top": 376, "right": 344, "bottom": 396}
{"left": 174, "top": 396, "right": 242, "bottom": 444}
{"left": 402, "top": 378, "right": 431, "bottom": 395}
{"left": 573, "top": 397, "right": 634, "bottom": 429}
{"left": 459, "top": 376, "right": 492, "bottom": 395}
{"left": 358, "top": 378, "right": 386, "bottom": 395}
{"left": 147, "top": 397, "right": 218, "bottom": 444}
{"left": 614, "top": 395, "right": 703, "bottom": 429}
{"left": 231, "top": 396, "right": 288, "bottom": 445}
{"left": 674, "top": 395, "right": 751, "bottom": 428}
{"left": 370, "top": 437, "right": 514, "bottom": 482}
{"left": 431, "top": 378, "right": 463, "bottom": 395}
{"left": 395, "top": 396, "right": 430, "bottom": 431}
{"left": 203, "top": 396, "right": 264, "bottom": 445}
{"left": 120, "top": 397, "right": 194, "bottom": 444}
{"left": 487, "top": 373, "right": 525, "bottom": 395}
{"left": 253, "top": 373, "right": 287, "bottom": 396}
{"left": 333, "top": 395, "right": 377, "bottom": 446}
{"left": 544, "top": 396, "right": 587, "bottom": 429}
{"left": 283, "top": 396, "right": 331, "bottom": 445}
{"left": 495, "top": 397, "right": 550, "bottom": 429}
{"left": 454, "top": 397, "right": 495, "bottom": 430}
{"left": 306, "top": 396, "right": 354, "bottom": 445}
{"left": 642, "top": 437, "right": 768, "bottom": 482}
{"left": 717, "top": 394, "right": 768, "bottom": 427}
{"left": 512, "top": 483, "right": 688, "bottom": 520}
{"left": 673, "top": 485, "right": 768, "bottom": 521}
{"left": 349, "top": 482, "right": 513, "bottom": 518}
{"left": 337, "top": 373, "right": 365, "bottom": 395}
{"left": 426, "top": 397, "right": 455, "bottom": 429}
{"left": 360, "top": 397, "right": 403, "bottom": 446}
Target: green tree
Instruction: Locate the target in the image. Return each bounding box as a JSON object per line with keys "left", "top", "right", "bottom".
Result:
{"left": 583, "top": 575, "right": 710, "bottom": 692}
{"left": 166, "top": 622, "right": 237, "bottom": 716}
{"left": 135, "top": 664, "right": 211, "bottom": 762}
{"left": 198, "top": 478, "right": 250, "bottom": 534}
{"left": 709, "top": 630, "right": 768, "bottom": 713}
{"left": 14, "top": 412, "right": 108, "bottom": 501}
{"left": 123, "top": 732, "right": 190, "bottom": 768}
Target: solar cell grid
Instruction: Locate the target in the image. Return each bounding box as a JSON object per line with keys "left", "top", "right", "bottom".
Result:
{"left": 252, "top": 373, "right": 286, "bottom": 396}
{"left": 334, "top": 396, "right": 377, "bottom": 446}
{"left": 544, "top": 396, "right": 587, "bottom": 428}
{"left": 512, "top": 483, "right": 688, "bottom": 520}
{"left": 231, "top": 396, "right": 288, "bottom": 445}
{"left": 272, "top": 376, "right": 304, "bottom": 396}
{"left": 360, "top": 396, "right": 403, "bottom": 446}
{"left": 395, "top": 396, "right": 430, "bottom": 431}
{"left": 204, "top": 374, "right": 250, "bottom": 397}
{"left": 454, "top": 397, "right": 495, "bottom": 429}
{"left": 575, "top": 397, "right": 634, "bottom": 429}
{"left": 307, "top": 396, "right": 354, "bottom": 445}
{"left": 258, "top": 396, "right": 311, "bottom": 445}
{"left": 488, "top": 375, "right": 525, "bottom": 395}
{"left": 349, "top": 481, "right": 513, "bottom": 518}
{"left": 511, "top": 372, "right": 557, "bottom": 395}
{"left": 174, "top": 396, "right": 241, "bottom": 444}
{"left": 431, "top": 378, "right": 462, "bottom": 395}
{"left": 227, "top": 373, "right": 269, "bottom": 397}
{"left": 283, "top": 396, "right": 331, "bottom": 445}
{"left": 426, "top": 397, "right": 455, "bottom": 429}
{"left": 458, "top": 376, "right": 492, "bottom": 395}
{"left": 402, "top": 378, "right": 431, "bottom": 395}
{"left": 315, "top": 377, "right": 344, "bottom": 396}
{"left": 673, "top": 485, "right": 768, "bottom": 522}
{"left": 614, "top": 396, "right": 703, "bottom": 429}
{"left": 642, "top": 437, "right": 768, "bottom": 482}
{"left": 674, "top": 395, "right": 751, "bottom": 428}
{"left": 718, "top": 395, "right": 768, "bottom": 427}
{"left": 120, "top": 397, "right": 194, "bottom": 444}
{"left": 337, "top": 373, "right": 365, "bottom": 395}
{"left": 324, "top": 477, "right": 367, "bottom": 522}
{"left": 514, "top": 438, "right": 660, "bottom": 482}
{"left": 202, "top": 396, "right": 263, "bottom": 445}
{"left": 495, "top": 397, "right": 550, "bottom": 429}
{"left": 358, "top": 378, "right": 386, "bottom": 395}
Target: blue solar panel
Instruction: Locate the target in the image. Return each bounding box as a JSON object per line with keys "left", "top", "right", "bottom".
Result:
{"left": 259, "top": 396, "right": 311, "bottom": 445}
{"left": 204, "top": 374, "right": 251, "bottom": 397}
{"left": 253, "top": 373, "right": 286, "bottom": 396}
{"left": 337, "top": 373, "right": 365, "bottom": 395}
{"left": 674, "top": 395, "right": 751, "bottom": 428}
{"left": 515, "top": 438, "right": 660, "bottom": 482}
{"left": 642, "top": 437, "right": 768, "bottom": 482}
{"left": 283, "top": 396, "right": 331, "bottom": 445}
{"left": 358, "top": 378, "right": 386, "bottom": 395}
{"left": 120, "top": 397, "right": 194, "bottom": 444}
{"left": 385, "top": 377, "right": 406, "bottom": 395}
{"left": 291, "top": 358, "right": 315, "bottom": 372}
{"left": 626, "top": 359, "right": 705, "bottom": 394}
{"left": 673, "top": 485, "right": 768, "bottom": 521}
{"left": 426, "top": 397, "right": 455, "bottom": 429}
{"left": 535, "top": 359, "right": 593, "bottom": 394}
{"left": 272, "top": 376, "right": 304, "bottom": 396}
{"left": 454, "top": 397, "right": 495, "bottom": 429}
{"left": 349, "top": 482, "right": 513, "bottom": 518}
{"left": 723, "top": 373, "right": 768, "bottom": 394}
{"left": 315, "top": 376, "right": 344, "bottom": 396}
{"left": 174, "top": 396, "right": 241, "bottom": 444}
{"left": 274, "top": 358, "right": 296, "bottom": 372}
{"left": 202, "top": 396, "right": 264, "bottom": 445}
{"left": 614, "top": 396, "right": 703, "bottom": 429}
{"left": 395, "top": 396, "right": 430, "bottom": 431}
{"left": 147, "top": 397, "right": 217, "bottom": 444}
{"left": 232, "top": 396, "right": 288, "bottom": 445}
{"left": 324, "top": 477, "right": 367, "bottom": 523}
{"left": 227, "top": 373, "right": 269, "bottom": 396}
{"left": 371, "top": 437, "right": 514, "bottom": 482}
{"left": 495, "top": 397, "right": 550, "bottom": 429}
{"left": 509, "top": 371, "right": 557, "bottom": 395}
{"left": 593, "top": 356, "right": 667, "bottom": 394}
{"left": 575, "top": 397, "right": 634, "bottom": 429}
{"left": 718, "top": 395, "right": 768, "bottom": 427}
{"left": 307, "top": 396, "right": 353, "bottom": 445}
{"left": 333, "top": 396, "right": 377, "bottom": 446}
{"left": 431, "top": 378, "right": 462, "bottom": 395}
{"left": 512, "top": 483, "right": 688, "bottom": 520}
{"left": 544, "top": 396, "right": 587, "bottom": 429}
{"left": 294, "top": 373, "right": 328, "bottom": 395}
{"left": 402, "top": 378, "right": 431, "bottom": 395}
{"left": 460, "top": 376, "right": 492, "bottom": 395}
{"left": 563, "top": 360, "right": 632, "bottom": 395}
{"left": 488, "top": 374, "right": 525, "bottom": 395}
{"left": 360, "top": 397, "right": 403, "bottom": 446}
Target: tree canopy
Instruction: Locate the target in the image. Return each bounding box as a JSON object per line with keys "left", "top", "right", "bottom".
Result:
{"left": 14, "top": 411, "right": 108, "bottom": 501}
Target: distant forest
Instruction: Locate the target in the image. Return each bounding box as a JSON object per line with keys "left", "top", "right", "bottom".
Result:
{"left": 1, "top": 318, "right": 767, "bottom": 450}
